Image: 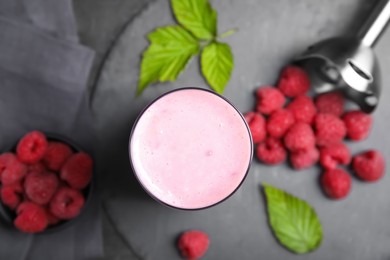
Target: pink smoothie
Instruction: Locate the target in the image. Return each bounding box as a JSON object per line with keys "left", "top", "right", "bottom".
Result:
{"left": 129, "top": 88, "right": 252, "bottom": 209}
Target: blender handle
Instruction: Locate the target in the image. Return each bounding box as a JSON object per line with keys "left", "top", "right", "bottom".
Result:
{"left": 358, "top": 0, "right": 390, "bottom": 47}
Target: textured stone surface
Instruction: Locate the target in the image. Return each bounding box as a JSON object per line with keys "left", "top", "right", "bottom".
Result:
{"left": 73, "top": 1, "right": 154, "bottom": 259}
{"left": 89, "top": 0, "right": 390, "bottom": 259}
{"left": 73, "top": 0, "right": 154, "bottom": 94}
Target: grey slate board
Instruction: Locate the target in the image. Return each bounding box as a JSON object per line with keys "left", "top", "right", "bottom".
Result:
{"left": 92, "top": 0, "right": 390, "bottom": 259}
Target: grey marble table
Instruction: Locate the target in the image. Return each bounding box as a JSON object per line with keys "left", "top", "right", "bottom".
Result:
{"left": 74, "top": 1, "right": 153, "bottom": 259}
{"left": 74, "top": 0, "right": 389, "bottom": 259}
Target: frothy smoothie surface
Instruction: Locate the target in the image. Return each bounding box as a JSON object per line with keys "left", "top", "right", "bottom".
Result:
{"left": 130, "top": 88, "right": 252, "bottom": 209}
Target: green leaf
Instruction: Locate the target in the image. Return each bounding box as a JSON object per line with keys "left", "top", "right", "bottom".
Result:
{"left": 262, "top": 183, "right": 323, "bottom": 254}
{"left": 218, "top": 28, "right": 238, "bottom": 39}
{"left": 171, "top": 0, "right": 217, "bottom": 40}
{"left": 137, "top": 25, "right": 199, "bottom": 95}
{"left": 201, "top": 41, "right": 233, "bottom": 94}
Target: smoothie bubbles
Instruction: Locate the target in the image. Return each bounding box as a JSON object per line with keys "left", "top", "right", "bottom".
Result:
{"left": 129, "top": 88, "right": 253, "bottom": 210}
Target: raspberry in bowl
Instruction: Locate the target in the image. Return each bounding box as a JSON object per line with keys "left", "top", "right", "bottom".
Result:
{"left": 0, "top": 131, "right": 94, "bottom": 233}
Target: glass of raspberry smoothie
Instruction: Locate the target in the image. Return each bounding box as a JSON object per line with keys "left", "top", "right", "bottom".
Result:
{"left": 129, "top": 88, "right": 253, "bottom": 210}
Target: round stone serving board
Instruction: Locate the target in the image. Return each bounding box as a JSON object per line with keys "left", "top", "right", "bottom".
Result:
{"left": 92, "top": 0, "right": 390, "bottom": 259}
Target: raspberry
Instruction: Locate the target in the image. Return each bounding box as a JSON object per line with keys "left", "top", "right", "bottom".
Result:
{"left": 50, "top": 186, "right": 85, "bottom": 219}
{"left": 16, "top": 131, "right": 48, "bottom": 164}
{"left": 0, "top": 182, "right": 23, "bottom": 209}
{"left": 314, "top": 113, "right": 346, "bottom": 146}
{"left": 255, "top": 86, "right": 285, "bottom": 115}
{"left": 267, "top": 109, "right": 295, "bottom": 138}
{"left": 284, "top": 123, "right": 315, "bottom": 152}
{"left": 43, "top": 142, "right": 73, "bottom": 171}
{"left": 290, "top": 147, "right": 319, "bottom": 170}
{"left": 60, "top": 152, "right": 93, "bottom": 189}
{"left": 320, "top": 168, "right": 351, "bottom": 199}
{"left": 1, "top": 154, "right": 27, "bottom": 186}
{"left": 352, "top": 150, "right": 385, "bottom": 182}
{"left": 277, "top": 66, "right": 310, "bottom": 97}
{"left": 14, "top": 202, "right": 48, "bottom": 233}
{"left": 178, "top": 230, "right": 209, "bottom": 260}
{"left": 28, "top": 162, "right": 46, "bottom": 174}
{"left": 244, "top": 112, "right": 266, "bottom": 144}
{"left": 286, "top": 95, "right": 317, "bottom": 124}
{"left": 315, "top": 92, "right": 345, "bottom": 117}
{"left": 25, "top": 171, "right": 59, "bottom": 205}
{"left": 256, "top": 137, "right": 287, "bottom": 165}
{"left": 319, "top": 143, "right": 351, "bottom": 170}
{"left": 0, "top": 153, "right": 17, "bottom": 180}
{"left": 46, "top": 209, "right": 61, "bottom": 226}
{"left": 343, "top": 110, "right": 372, "bottom": 141}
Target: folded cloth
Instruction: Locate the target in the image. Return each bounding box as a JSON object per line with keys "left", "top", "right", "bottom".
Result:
{"left": 0, "top": 0, "right": 78, "bottom": 42}
{"left": 0, "top": 1, "right": 102, "bottom": 260}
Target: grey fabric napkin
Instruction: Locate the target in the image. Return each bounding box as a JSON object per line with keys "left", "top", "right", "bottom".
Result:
{"left": 0, "top": 1, "right": 102, "bottom": 259}
{"left": 0, "top": 0, "right": 78, "bottom": 42}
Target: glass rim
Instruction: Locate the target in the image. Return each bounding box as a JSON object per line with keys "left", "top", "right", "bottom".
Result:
{"left": 128, "top": 87, "right": 254, "bottom": 211}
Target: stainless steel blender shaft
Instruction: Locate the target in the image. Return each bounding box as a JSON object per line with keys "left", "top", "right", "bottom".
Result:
{"left": 294, "top": 0, "right": 390, "bottom": 113}
{"left": 359, "top": 0, "right": 390, "bottom": 47}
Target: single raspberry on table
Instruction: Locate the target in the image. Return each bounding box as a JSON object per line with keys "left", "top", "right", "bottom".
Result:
{"left": 256, "top": 137, "right": 287, "bottom": 165}
{"left": 277, "top": 66, "right": 310, "bottom": 97}
{"left": 255, "top": 86, "right": 285, "bottom": 115}
{"left": 286, "top": 95, "right": 317, "bottom": 124}
{"left": 14, "top": 202, "right": 48, "bottom": 233}
{"left": 16, "top": 131, "right": 48, "bottom": 164}
{"left": 0, "top": 182, "right": 23, "bottom": 210}
{"left": 319, "top": 143, "right": 351, "bottom": 170}
{"left": 43, "top": 142, "right": 73, "bottom": 171}
{"left": 266, "top": 109, "right": 295, "bottom": 138}
{"left": 178, "top": 230, "right": 210, "bottom": 260}
{"left": 352, "top": 150, "right": 385, "bottom": 182}
{"left": 284, "top": 123, "right": 315, "bottom": 152}
{"left": 25, "top": 171, "right": 59, "bottom": 205}
{"left": 314, "top": 113, "right": 346, "bottom": 146}
{"left": 244, "top": 112, "right": 266, "bottom": 144}
{"left": 0, "top": 153, "right": 27, "bottom": 185}
{"left": 290, "top": 147, "right": 319, "bottom": 170}
{"left": 320, "top": 168, "right": 351, "bottom": 199}
{"left": 50, "top": 186, "right": 85, "bottom": 219}
{"left": 343, "top": 110, "right": 372, "bottom": 141}
{"left": 60, "top": 152, "right": 93, "bottom": 189}
{"left": 315, "top": 92, "right": 345, "bottom": 117}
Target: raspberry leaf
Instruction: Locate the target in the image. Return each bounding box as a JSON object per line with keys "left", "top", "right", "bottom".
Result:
{"left": 171, "top": 0, "right": 217, "bottom": 40}
{"left": 262, "top": 183, "right": 323, "bottom": 254}
{"left": 201, "top": 41, "right": 233, "bottom": 94}
{"left": 137, "top": 25, "right": 199, "bottom": 95}
{"left": 137, "top": 1, "right": 236, "bottom": 95}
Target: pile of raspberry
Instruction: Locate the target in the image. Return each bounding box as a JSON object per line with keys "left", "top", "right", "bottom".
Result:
{"left": 244, "top": 66, "right": 385, "bottom": 200}
{"left": 0, "top": 131, "right": 93, "bottom": 233}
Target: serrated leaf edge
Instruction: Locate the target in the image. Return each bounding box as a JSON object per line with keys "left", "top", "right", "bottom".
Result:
{"left": 200, "top": 41, "right": 233, "bottom": 94}
{"left": 262, "top": 183, "right": 323, "bottom": 254}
